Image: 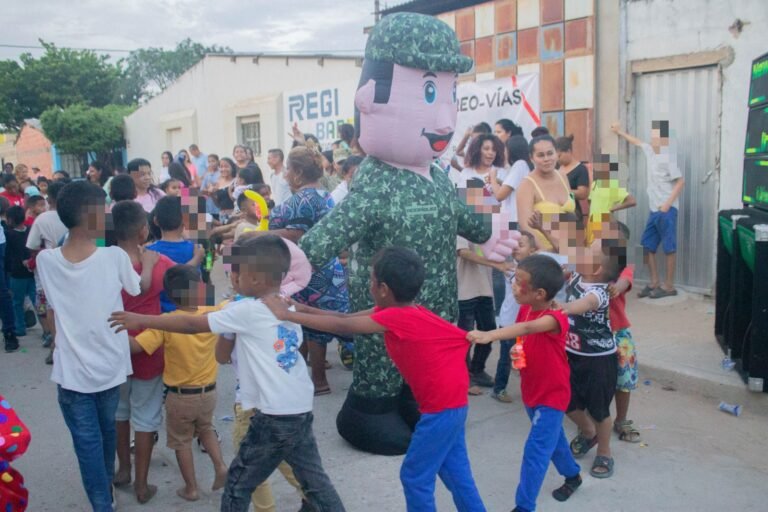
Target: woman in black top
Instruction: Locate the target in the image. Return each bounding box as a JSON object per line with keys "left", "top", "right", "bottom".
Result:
{"left": 555, "top": 135, "right": 590, "bottom": 218}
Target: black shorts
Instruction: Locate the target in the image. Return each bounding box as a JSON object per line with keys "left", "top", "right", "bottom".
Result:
{"left": 567, "top": 352, "right": 618, "bottom": 422}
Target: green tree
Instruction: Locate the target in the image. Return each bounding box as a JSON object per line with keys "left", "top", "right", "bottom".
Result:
{"left": 40, "top": 103, "right": 135, "bottom": 163}
{"left": 0, "top": 40, "right": 123, "bottom": 130}
{"left": 117, "top": 38, "right": 232, "bottom": 104}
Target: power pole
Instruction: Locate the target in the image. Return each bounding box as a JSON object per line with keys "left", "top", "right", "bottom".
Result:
{"left": 374, "top": 0, "right": 381, "bottom": 22}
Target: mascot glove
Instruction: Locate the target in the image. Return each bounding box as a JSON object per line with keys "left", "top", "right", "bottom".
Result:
{"left": 480, "top": 212, "right": 521, "bottom": 262}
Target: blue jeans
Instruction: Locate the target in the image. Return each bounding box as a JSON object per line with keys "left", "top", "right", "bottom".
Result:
{"left": 493, "top": 340, "right": 514, "bottom": 394}
{"left": 400, "top": 406, "right": 486, "bottom": 512}
{"left": 221, "top": 410, "right": 345, "bottom": 512}
{"left": 516, "top": 406, "right": 581, "bottom": 512}
{"left": 9, "top": 276, "right": 35, "bottom": 336}
{"left": 58, "top": 385, "right": 121, "bottom": 512}
{"left": 0, "top": 243, "right": 16, "bottom": 335}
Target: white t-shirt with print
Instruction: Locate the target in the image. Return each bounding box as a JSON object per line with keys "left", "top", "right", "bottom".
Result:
{"left": 207, "top": 298, "right": 313, "bottom": 415}
{"left": 37, "top": 246, "right": 140, "bottom": 393}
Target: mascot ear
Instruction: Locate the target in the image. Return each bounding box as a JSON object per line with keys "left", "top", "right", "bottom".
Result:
{"left": 355, "top": 79, "right": 376, "bottom": 114}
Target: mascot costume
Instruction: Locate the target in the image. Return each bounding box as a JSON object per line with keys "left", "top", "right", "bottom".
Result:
{"left": 300, "top": 12, "right": 517, "bottom": 455}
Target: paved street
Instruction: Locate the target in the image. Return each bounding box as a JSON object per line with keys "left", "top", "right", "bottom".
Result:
{"left": 3, "top": 322, "right": 768, "bottom": 512}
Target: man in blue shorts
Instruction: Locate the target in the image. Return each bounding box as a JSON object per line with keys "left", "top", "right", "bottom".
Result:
{"left": 611, "top": 120, "right": 685, "bottom": 299}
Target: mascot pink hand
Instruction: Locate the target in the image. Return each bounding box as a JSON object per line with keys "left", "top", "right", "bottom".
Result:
{"left": 280, "top": 238, "right": 312, "bottom": 296}
{"left": 480, "top": 212, "right": 520, "bottom": 262}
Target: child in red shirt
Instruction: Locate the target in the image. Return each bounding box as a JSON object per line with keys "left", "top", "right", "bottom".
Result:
{"left": 263, "top": 246, "right": 486, "bottom": 512}
{"left": 111, "top": 200, "right": 174, "bottom": 504}
{"left": 468, "top": 254, "right": 582, "bottom": 512}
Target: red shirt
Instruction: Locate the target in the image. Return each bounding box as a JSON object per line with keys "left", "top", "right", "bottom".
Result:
{"left": 517, "top": 306, "right": 571, "bottom": 411}
{"left": 370, "top": 305, "right": 470, "bottom": 414}
{"left": 0, "top": 191, "right": 24, "bottom": 208}
{"left": 23, "top": 216, "right": 35, "bottom": 227}
{"left": 121, "top": 254, "right": 175, "bottom": 379}
{"left": 609, "top": 265, "right": 634, "bottom": 332}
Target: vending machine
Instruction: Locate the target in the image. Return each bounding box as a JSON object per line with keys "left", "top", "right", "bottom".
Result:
{"left": 715, "top": 51, "right": 768, "bottom": 392}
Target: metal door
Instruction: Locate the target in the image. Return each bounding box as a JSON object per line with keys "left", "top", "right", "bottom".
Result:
{"left": 627, "top": 66, "right": 721, "bottom": 294}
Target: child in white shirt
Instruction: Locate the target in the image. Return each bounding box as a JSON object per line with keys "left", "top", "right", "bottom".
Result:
{"left": 109, "top": 234, "right": 345, "bottom": 512}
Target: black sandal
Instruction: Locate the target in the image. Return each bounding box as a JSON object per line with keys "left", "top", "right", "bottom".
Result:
{"left": 590, "top": 455, "right": 614, "bottom": 478}
{"left": 569, "top": 433, "right": 598, "bottom": 459}
{"left": 552, "top": 474, "right": 582, "bottom": 502}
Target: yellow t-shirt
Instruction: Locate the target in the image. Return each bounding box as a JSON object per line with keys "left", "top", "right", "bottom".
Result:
{"left": 234, "top": 221, "right": 260, "bottom": 241}
{"left": 589, "top": 179, "right": 629, "bottom": 220}
{"left": 136, "top": 306, "right": 220, "bottom": 387}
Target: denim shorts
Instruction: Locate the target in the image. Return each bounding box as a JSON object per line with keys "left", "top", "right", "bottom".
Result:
{"left": 641, "top": 207, "right": 678, "bottom": 254}
{"left": 115, "top": 375, "right": 164, "bottom": 432}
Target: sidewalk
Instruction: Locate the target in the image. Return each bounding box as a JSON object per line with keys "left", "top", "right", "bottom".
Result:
{"left": 626, "top": 291, "right": 768, "bottom": 415}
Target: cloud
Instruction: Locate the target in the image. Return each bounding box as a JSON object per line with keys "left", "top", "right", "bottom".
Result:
{"left": 0, "top": 0, "right": 372, "bottom": 61}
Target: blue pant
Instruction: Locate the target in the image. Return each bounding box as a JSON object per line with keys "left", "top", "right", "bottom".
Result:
{"left": 0, "top": 243, "right": 16, "bottom": 335}
{"left": 400, "top": 406, "right": 486, "bottom": 512}
{"left": 58, "top": 385, "right": 121, "bottom": 512}
{"left": 640, "top": 207, "right": 678, "bottom": 254}
{"left": 493, "top": 339, "right": 514, "bottom": 394}
{"left": 516, "top": 406, "right": 581, "bottom": 512}
{"left": 9, "top": 276, "right": 35, "bottom": 336}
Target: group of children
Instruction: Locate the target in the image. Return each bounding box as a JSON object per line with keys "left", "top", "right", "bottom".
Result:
{"left": 0, "top": 116, "right": 685, "bottom": 512}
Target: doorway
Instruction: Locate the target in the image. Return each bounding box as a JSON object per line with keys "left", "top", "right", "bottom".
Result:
{"left": 627, "top": 66, "right": 722, "bottom": 294}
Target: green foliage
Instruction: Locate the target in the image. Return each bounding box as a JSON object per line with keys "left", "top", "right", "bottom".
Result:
{"left": 117, "top": 38, "right": 232, "bottom": 104}
{"left": 40, "top": 103, "right": 135, "bottom": 157}
{"left": 0, "top": 38, "right": 231, "bottom": 129}
{"left": 0, "top": 41, "right": 122, "bottom": 130}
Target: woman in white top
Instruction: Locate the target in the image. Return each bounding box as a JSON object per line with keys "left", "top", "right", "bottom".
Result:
{"left": 331, "top": 155, "right": 363, "bottom": 206}
{"left": 458, "top": 133, "right": 506, "bottom": 193}
{"left": 159, "top": 151, "right": 173, "bottom": 183}
{"left": 488, "top": 135, "right": 532, "bottom": 222}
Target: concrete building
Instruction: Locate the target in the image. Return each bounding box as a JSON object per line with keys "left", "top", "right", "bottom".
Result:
{"left": 382, "top": 0, "right": 767, "bottom": 293}
{"left": 124, "top": 53, "right": 362, "bottom": 174}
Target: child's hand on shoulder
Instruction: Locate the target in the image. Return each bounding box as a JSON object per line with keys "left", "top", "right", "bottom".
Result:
{"left": 467, "top": 330, "right": 494, "bottom": 345}
{"left": 108, "top": 311, "right": 143, "bottom": 333}
{"left": 262, "top": 294, "right": 290, "bottom": 319}
{"left": 140, "top": 247, "right": 159, "bottom": 268}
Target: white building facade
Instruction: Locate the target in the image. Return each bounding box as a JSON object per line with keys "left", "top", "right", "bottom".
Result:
{"left": 124, "top": 53, "right": 362, "bottom": 173}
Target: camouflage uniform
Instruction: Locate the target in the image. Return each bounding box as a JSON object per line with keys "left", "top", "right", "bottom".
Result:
{"left": 300, "top": 13, "right": 484, "bottom": 455}
{"left": 301, "top": 160, "right": 490, "bottom": 397}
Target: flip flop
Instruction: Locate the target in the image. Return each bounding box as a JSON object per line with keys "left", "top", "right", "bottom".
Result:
{"left": 637, "top": 285, "right": 656, "bottom": 298}
{"left": 649, "top": 287, "right": 678, "bottom": 299}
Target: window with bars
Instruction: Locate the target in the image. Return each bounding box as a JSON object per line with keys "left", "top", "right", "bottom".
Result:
{"left": 239, "top": 116, "right": 261, "bottom": 156}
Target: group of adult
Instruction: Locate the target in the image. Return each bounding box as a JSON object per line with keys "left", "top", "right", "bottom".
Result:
{"left": 451, "top": 118, "right": 590, "bottom": 252}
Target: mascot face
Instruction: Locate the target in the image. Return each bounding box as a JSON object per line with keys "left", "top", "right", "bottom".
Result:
{"left": 355, "top": 64, "right": 459, "bottom": 170}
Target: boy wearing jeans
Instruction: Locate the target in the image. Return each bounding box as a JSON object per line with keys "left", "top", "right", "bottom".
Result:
{"left": 263, "top": 247, "right": 486, "bottom": 512}
{"left": 109, "top": 235, "right": 344, "bottom": 512}
{"left": 37, "top": 181, "right": 140, "bottom": 511}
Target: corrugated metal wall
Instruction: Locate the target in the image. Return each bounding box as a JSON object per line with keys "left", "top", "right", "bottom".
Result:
{"left": 627, "top": 66, "right": 721, "bottom": 293}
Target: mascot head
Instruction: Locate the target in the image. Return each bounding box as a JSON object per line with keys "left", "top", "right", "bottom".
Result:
{"left": 355, "top": 13, "right": 473, "bottom": 171}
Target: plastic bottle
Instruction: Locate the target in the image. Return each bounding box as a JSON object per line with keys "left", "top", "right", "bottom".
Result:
{"left": 718, "top": 402, "right": 741, "bottom": 417}
{"left": 511, "top": 337, "right": 527, "bottom": 370}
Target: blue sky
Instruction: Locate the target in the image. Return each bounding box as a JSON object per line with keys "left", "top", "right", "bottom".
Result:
{"left": 1, "top": 0, "right": 375, "bottom": 61}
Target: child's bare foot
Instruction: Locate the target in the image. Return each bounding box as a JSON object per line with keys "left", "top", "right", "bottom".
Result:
{"left": 212, "top": 465, "right": 228, "bottom": 491}
{"left": 176, "top": 486, "right": 200, "bottom": 502}
{"left": 113, "top": 467, "right": 132, "bottom": 487}
{"left": 134, "top": 484, "right": 157, "bottom": 504}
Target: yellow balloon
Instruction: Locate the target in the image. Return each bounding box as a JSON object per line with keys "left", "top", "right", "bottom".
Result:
{"left": 243, "top": 190, "right": 270, "bottom": 231}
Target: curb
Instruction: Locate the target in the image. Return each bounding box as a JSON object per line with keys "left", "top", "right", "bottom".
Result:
{"left": 638, "top": 360, "right": 768, "bottom": 417}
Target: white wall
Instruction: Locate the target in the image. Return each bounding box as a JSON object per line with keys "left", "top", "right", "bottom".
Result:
{"left": 624, "top": 0, "right": 768, "bottom": 210}
{"left": 125, "top": 55, "right": 361, "bottom": 176}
